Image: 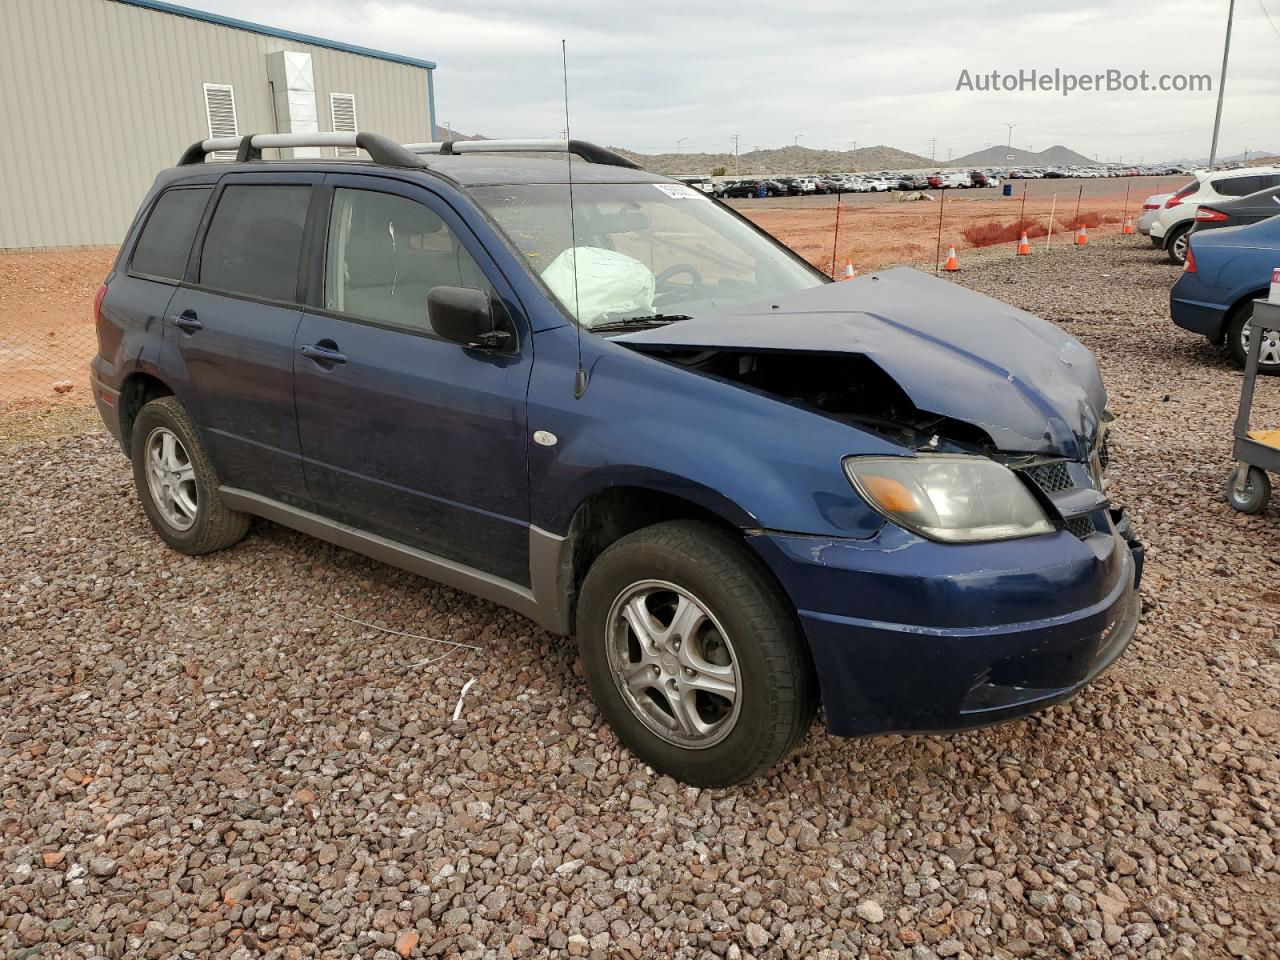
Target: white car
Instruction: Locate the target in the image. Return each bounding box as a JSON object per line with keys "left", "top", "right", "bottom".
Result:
{"left": 1150, "top": 166, "right": 1280, "bottom": 264}
{"left": 673, "top": 175, "right": 714, "bottom": 195}
{"left": 1136, "top": 194, "right": 1170, "bottom": 239}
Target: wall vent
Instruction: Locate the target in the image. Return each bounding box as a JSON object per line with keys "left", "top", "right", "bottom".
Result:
{"left": 202, "top": 83, "right": 238, "bottom": 161}
{"left": 330, "top": 94, "right": 359, "bottom": 158}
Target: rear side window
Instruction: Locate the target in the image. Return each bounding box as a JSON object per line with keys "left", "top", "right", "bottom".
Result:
{"left": 1213, "top": 175, "right": 1261, "bottom": 197}
{"left": 200, "top": 185, "right": 311, "bottom": 302}
{"left": 130, "top": 187, "right": 211, "bottom": 281}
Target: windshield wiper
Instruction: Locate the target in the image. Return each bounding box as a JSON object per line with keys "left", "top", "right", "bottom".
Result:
{"left": 589, "top": 314, "right": 693, "bottom": 333}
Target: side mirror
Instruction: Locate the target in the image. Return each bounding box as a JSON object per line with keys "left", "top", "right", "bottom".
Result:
{"left": 428, "top": 286, "right": 511, "bottom": 350}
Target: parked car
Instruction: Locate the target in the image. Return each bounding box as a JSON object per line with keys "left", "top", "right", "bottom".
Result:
{"left": 720, "top": 179, "right": 768, "bottom": 198}
{"left": 92, "top": 132, "right": 1143, "bottom": 786}
{"left": 1137, "top": 193, "right": 1171, "bottom": 240}
{"left": 969, "top": 171, "right": 991, "bottom": 188}
{"left": 1150, "top": 166, "right": 1280, "bottom": 265}
{"left": 674, "top": 175, "right": 715, "bottom": 195}
{"left": 1188, "top": 182, "right": 1280, "bottom": 237}
{"left": 1172, "top": 215, "right": 1280, "bottom": 373}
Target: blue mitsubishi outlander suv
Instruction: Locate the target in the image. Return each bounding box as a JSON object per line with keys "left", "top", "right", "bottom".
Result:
{"left": 92, "top": 133, "right": 1143, "bottom": 786}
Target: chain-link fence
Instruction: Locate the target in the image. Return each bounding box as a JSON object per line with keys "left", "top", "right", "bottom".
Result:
{"left": 0, "top": 247, "right": 115, "bottom": 412}
{"left": 0, "top": 178, "right": 1166, "bottom": 414}
{"left": 730, "top": 177, "right": 1157, "bottom": 279}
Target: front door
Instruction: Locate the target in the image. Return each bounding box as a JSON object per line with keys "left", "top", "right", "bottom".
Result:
{"left": 293, "top": 175, "right": 533, "bottom": 585}
{"left": 161, "top": 174, "right": 317, "bottom": 506}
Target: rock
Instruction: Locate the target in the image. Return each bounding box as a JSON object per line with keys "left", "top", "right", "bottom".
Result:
{"left": 856, "top": 900, "right": 885, "bottom": 924}
{"left": 88, "top": 857, "right": 118, "bottom": 878}
{"left": 395, "top": 931, "right": 419, "bottom": 957}
{"left": 744, "top": 923, "right": 770, "bottom": 948}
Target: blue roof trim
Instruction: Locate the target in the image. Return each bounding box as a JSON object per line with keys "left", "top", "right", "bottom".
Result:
{"left": 112, "top": 0, "right": 437, "bottom": 69}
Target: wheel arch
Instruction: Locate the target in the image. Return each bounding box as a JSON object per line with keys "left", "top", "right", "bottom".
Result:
{"left": 118, "top": 371, "right": 176, "bottom": 451}
{"left": 551, "top": 484, "right": 782, "bottom": 637}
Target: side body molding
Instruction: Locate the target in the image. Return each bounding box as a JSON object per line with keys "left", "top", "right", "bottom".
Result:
{"left": 218, "top": 488, "right": 573, "bottom": 635}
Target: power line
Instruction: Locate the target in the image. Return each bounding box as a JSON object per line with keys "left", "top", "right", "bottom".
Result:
{"left": 1259, "top": 0, "right": 1280, "bottom": 38}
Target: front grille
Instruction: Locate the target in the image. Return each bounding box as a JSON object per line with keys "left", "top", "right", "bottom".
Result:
{"left": 1098, "top": 435, "right": 1110, "bottom": 471}
{"left": 1025, "top": 461, "right": 1073, "bottom": 493}
{"left": 1066, "top": 516, "right": 1095, "bottom": 539}
{"left": 1020, "top": 460, "right": 1100, "bottom": 540}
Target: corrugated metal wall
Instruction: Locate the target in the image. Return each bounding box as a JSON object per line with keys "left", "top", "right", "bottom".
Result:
{"left": 0, "top": 0, "right": 435, "bottom": 248}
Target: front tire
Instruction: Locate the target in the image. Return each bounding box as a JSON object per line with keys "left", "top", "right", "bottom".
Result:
{"left": 130, "top": 396, "right": 250, "bottom": 555}
{"left": 576, "top": 520, "right": 817, "bottom": 786}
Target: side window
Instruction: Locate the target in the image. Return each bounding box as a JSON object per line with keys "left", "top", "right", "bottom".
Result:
{"left": 1215, "top": 175, "right": 1262, "bottom": 198}
{"left": 199, "top": 185, "right": 311, "bottom": 302}
{"left": 324, "top": 188, "right": 492, "bottom": 333}
{"left": 130, "top": 187, "right": 211, "bottom": 281}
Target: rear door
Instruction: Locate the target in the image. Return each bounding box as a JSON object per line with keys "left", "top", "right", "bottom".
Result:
{"left": 292, "top": 174, "right": 533, "bottom": 584}
{"left": 106, "top": 182, "right": 215, "bottom": 376}
{"left": 161, "top": 174, "right": 318, "bottom": 506}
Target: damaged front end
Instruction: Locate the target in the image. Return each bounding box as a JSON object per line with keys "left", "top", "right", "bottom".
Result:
{"left": 606, "top": 267, "right": 1144, "bottom": 737}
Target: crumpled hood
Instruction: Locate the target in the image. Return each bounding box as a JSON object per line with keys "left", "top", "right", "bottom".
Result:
{"left": 615, "top": 267, "right": 1106, "bottom": 459}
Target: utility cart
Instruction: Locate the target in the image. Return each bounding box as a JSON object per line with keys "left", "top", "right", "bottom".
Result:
{"left": 1227, "top": 298, "right": 1280, "bottom": 513}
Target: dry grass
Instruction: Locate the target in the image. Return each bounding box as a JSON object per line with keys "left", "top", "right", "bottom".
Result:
{"left": 0, "top": 403, "right": 100, "bottom": 448}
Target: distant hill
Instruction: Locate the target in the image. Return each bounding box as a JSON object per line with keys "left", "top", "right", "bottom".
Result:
{"left": 423, "top": 131, "right": 1111, "bottom": 173}
{"left": 609, "top": 144, "right": 933, "bottom": 176}
{"left": 950, "top": 144, "right": 1094, "bottom": 167}
{"left": 433, "top": 128, "right": 489, "bottom": 143}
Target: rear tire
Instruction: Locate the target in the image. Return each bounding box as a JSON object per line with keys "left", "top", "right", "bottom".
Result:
{"left": 576, "top": 520, "right": 817, "bottom": 786}
{"left": 1165, "top": 224, "right": 1192, "bottom": 265}
{"left": 130, "top": 396, "right": 250, "bottom": 555}
{"left": 1225, "top": 301, "right": 1280, "bottom": 373}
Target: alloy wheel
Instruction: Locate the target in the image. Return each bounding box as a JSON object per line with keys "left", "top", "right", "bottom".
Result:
{"left": 606, "top": 580, "right": 741, "bottom": 749}
{"left": 144, "top": 426, "right": 198, "bottom": 530}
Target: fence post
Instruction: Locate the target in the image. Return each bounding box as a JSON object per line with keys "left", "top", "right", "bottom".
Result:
{"left": 830, "top": 189, "right": 843, "bottom": 279}
{"left": 934, "top": 188, "right": 945, "bottom": 275}
{"left": 1046, "top": 195, "right": 1057, "bottom": 247}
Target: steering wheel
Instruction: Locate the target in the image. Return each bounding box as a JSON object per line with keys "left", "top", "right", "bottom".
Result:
{"left": 655, "top": 263, "right": 703, "bottom": 288}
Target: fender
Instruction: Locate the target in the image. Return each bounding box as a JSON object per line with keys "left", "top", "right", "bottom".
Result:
{"left": 526, "top": 325, "right": 895, "bottom": 539}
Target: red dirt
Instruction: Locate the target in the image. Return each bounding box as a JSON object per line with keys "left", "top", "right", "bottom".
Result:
{"left": 0, "top": 248, "right": 115, "bottom": 410}
{"left": 741, "top": 192, "right": 1139, "bottom": 276}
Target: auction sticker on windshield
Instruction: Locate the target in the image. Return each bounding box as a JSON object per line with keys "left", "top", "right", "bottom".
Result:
{"left": 653, "top": 183, "right": 703, "bottom": 199}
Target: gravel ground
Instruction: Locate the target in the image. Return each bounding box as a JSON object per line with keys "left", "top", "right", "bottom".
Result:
{"left": 3, "top": 234, "right": 1279, "bottom": 960}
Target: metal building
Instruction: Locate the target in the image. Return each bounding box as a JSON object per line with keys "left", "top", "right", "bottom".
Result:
{"left": 0, "top": 0, "right": 438, "bottom": 249}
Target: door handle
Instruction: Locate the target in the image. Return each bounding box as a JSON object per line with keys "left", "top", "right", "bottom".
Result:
{"left": 300, "top": 343, "right": 347, "bottom": 365}
{"left": 169, "top": 311, "right": 202, "bottom": 333}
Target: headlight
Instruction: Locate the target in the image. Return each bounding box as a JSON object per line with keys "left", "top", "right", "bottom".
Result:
{"left": 843, "top": 454, "right": 1054, "bottom": 543}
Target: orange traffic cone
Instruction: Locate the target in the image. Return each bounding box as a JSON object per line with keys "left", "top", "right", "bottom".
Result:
{"left": 1121, "top": 218, "right": 1135, "bottom": 235}
{"left": 1016, "top": 231, "right": 1031, "bottom": 256}
{"left": 1075, "top": 224, "right": 1088, "bottom": 246}
{"left": 843, "top": 260, "right": 856, "bottom": 280}
{"left": 943, "top": 244, "right": 959, "bottom": 271}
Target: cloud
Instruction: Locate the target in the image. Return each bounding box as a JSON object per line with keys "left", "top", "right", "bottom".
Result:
{"left": 196, "top": 0, "right": 1279, "bottom": 160}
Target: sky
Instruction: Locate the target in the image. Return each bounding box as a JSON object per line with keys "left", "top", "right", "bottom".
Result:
{"left": 195, "top": 0, "right": 1280, "bottom": 162}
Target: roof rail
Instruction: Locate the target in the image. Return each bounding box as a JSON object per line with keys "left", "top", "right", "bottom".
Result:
{"left": 177, "top": 132, "right": 422, "bottom": 167}
{"left": 403, "top": 138, "right": 642, "bottom": 170}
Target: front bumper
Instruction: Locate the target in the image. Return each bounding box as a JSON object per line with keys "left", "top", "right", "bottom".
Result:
{"left": 750, "top": 510, "right": 1143, "bottom": 737}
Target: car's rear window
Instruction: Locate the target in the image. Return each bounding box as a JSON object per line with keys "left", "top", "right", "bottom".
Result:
{"left": 199, "top": 185, "right": 312, "bottom": 302}
{"left": 130, "top": 187, "right": 211, "bottom": 281}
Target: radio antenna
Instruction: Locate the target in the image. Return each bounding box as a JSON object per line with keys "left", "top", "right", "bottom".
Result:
{"left": 562, "top": 39, "right": 587, "bottom": 398}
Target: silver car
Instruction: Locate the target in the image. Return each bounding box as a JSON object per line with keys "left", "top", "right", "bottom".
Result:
{"left": 1137, "top": 194, "right": 1170, "bottom": 239}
